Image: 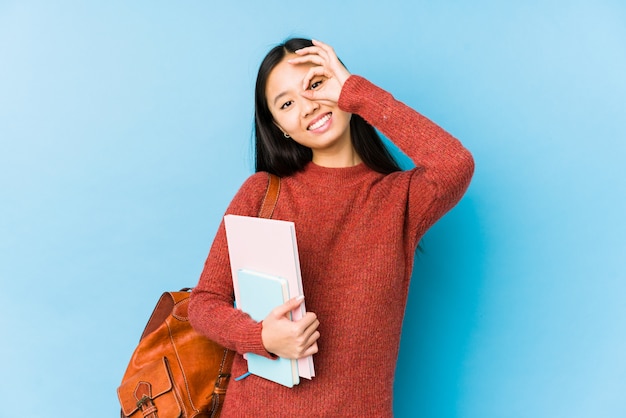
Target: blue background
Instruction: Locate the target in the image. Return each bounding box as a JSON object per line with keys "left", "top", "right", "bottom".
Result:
{"left": 1, "top": 1, "right": 625, "bottom": 417}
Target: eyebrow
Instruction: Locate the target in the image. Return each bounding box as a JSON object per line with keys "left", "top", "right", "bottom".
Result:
{"left": 272, "top": 91, "right": 289, "bottom": 107}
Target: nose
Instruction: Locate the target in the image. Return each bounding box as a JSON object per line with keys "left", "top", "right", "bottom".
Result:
{"left": 300, "top": 97, "right": 319, "bottom": 118}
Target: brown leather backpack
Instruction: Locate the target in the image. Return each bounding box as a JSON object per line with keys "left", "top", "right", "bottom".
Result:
{"left": 117, "top": 173, "right": 280, "bottom": 417}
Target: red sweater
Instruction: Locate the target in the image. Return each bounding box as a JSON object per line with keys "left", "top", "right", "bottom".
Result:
{"left": 189, "top": 76, "right": 474, "bottom": 417}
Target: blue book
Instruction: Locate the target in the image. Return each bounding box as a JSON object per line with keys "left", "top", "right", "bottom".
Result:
{"left": 237, "top": 269, "right": 300, "bottom": 388}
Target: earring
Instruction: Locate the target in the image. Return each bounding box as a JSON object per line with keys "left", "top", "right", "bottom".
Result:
{"left": 283, "top": 132, "right": 290, "bottom": 139}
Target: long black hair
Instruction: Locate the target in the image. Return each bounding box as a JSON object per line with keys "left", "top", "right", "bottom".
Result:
{"left": 254, "top": 38, "right": 401, "bottom": 177}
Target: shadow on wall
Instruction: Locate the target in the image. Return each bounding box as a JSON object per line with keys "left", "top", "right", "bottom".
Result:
{"left": 394, "top": 193, "right": 485, "bottom": 417}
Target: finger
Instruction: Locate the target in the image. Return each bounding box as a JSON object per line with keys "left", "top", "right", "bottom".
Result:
{"left": 291, "top": 315, "right": 316, "bottom": 336}
{"left": 302, "top": 326, "right": 320, "bottom": 346}
{"left": 300, "top": 89, "right": 338, "bottom": 105}
{"left": 295, "top": 41, "right": 341, "bottom": 70}
{"left": 271, "top": 295, "right": 304, "bottom": 318}
{"left": 290, "top": 49, "right": 330, "bottom": 67}
{"left": 302, "top": 341, "right": 319, "bottom": 357}
{"left": 294, "top": 333, "right": 319, "bottom": 359}
{"left": 293, "top": 45, "right": 317, "bottom": 55}
{"left": 311, "top": 40, "right": 338, "bottom": 62}
{"left": 300, "top": 84, "right": 341, "bottom": 104}
{"left": 311, "top": 39, "right": 335, "bottom": 55}
{"left": 295, "top": 312, "right": 319, "bottom": 330}
{"left": 301, "top": 66, "right": 333, "bottom": 91}
{"left": 311, "top": 39, "right": 328, "bottom": 48}
{"left": 309, "top": 39, "right": 333, "bottom": 53}
{"left": 294, "top": 44, "right": 329, "bottom": 59}
{"left": 287, "top": 54, "right": 326, "bottom": 69}
{"left": 305, "top": 331, "right": 321, "bottom": 351}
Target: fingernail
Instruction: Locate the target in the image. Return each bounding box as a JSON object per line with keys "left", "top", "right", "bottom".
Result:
{"left": 296, "top": 295, "right": 304, "bottom": 301}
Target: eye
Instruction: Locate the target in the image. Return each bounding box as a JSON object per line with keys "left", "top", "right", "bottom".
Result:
{"left": 310, "top": 79, "right": 323, "bottom": 90}
{"left": 280, "top": 100, "right": 293, "bottom": 110}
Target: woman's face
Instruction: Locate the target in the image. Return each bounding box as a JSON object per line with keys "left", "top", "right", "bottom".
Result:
{"left": 265, "top": 54, "right": 353, "bottom": 164}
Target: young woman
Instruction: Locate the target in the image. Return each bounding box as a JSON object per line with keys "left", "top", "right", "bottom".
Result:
{"left": 189, "top": 38, "right": 474, "bottom": 417}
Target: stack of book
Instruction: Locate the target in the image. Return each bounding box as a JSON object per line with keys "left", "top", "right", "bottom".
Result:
{"left": 224, "top": 215, "right": 316, "bottom": 388}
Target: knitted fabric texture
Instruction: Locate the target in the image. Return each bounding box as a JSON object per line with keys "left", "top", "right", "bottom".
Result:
{"left": 189, "top": 76, "right": 474, "bottom": 417}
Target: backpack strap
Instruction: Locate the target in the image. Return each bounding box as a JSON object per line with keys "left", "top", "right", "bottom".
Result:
{"left": 258, "top": 173, "right": 281, "bottom": 219}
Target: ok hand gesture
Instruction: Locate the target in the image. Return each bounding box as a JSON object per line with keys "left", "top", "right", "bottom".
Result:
{"left": 288, "top": 39, "right": 351, "bottom": 104}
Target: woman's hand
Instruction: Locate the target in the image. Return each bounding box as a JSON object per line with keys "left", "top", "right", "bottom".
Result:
{"left": 287, "top": 39, "right": 351, "bottom": 104}
{"left": 261, "top": 296, "right": 320, "bottom": 360}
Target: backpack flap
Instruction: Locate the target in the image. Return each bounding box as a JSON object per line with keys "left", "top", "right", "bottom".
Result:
{"left": 118, "top": 357, "right": 182, "bottom": 417}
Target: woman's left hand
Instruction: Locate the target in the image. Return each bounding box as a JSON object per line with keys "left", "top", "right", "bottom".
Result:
{"left": 288, "top": 39, "right": 351, "bottom": 104}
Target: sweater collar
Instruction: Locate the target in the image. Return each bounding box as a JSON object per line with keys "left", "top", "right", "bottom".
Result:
{"left": 294, "top": 161, "right": 376, "bottom": 187}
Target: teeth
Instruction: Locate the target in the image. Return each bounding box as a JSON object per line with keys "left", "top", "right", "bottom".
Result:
{"left": 308, "top": 114, "right": 331, "bottom": 130}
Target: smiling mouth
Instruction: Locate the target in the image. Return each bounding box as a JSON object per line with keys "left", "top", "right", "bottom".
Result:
{"left": 307, "top": 113, "right": 332, "bottom": 131}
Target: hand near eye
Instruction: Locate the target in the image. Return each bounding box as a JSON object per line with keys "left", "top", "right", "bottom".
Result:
{"left": 287, "top": 39, "right": 351, "bottom": 104}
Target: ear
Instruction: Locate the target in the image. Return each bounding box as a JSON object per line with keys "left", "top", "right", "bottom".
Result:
{"left": 273, "top": 121, "right": 287, "bottom": 136}
{"left": 273, "top": 122, "right": 291, "bottom": 139}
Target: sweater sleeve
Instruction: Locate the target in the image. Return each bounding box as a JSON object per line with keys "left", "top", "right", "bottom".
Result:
{"left": 188, "top": 172, "right": 274, "bottom": 358}
{"left": 338, "top": 75, "right": 475, "bottom": 242}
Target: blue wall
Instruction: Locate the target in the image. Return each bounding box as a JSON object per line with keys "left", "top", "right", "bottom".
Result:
{"left": 1, "top": 1, "right": 625, "bottom": 417}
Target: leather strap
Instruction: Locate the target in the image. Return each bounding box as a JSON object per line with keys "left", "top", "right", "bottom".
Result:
{"left": 257, "top": 173, "right": 281, "bottom": 219}
{"left": 134, "top": 382, "right": 158, "bottom": 418}
{"left": 206, "top": 173, "right": 279, "bottom": 412}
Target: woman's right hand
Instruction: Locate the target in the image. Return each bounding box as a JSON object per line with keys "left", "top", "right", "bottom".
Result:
{"left": 261, "top": 296, "right": 320, "bottom": 360}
